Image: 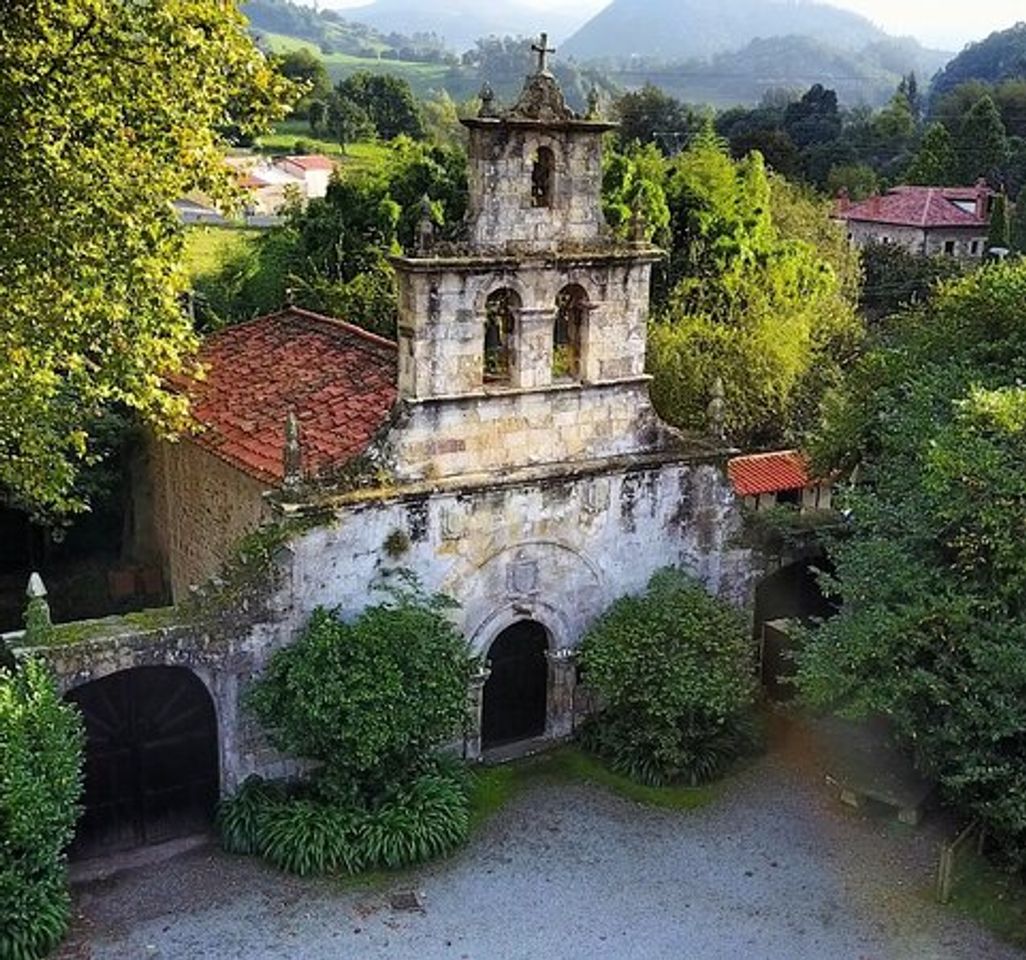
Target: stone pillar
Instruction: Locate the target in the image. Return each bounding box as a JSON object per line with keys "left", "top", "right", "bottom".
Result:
{"left": 546, "top": 648, "right": 577, "bottom": 740}
{"left": 464, "top": 665, "right": 491, "bottom": 762}
{"left": 514, "top": 307, "right": 558, "bottom": 390}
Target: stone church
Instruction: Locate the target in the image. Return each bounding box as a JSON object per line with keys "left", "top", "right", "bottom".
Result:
{"left": 24, "top": 47, "right": 754, "bottom": 859}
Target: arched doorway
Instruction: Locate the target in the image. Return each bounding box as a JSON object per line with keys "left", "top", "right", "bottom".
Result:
{"left": 66, "top": 666, "right": 219, "bottom": 860}
{"left": 754, "top": 558, "right": 836, "bottom": 700}
{"left": 482, "top": 620, "right": 549, "bottom": 748}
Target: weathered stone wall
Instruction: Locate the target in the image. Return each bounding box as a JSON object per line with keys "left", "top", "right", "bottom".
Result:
{"left": 846, "top": 221, "right": 987, "bottom": 258}
{"left": 464, "top": 124, "right": 607, "bottom": 251}
{"left": 278, "top": 456, "right": 755, "bottom": 658}
{"left": 149, "top": 439, "right": 272, "bottom": 603}
{"left": 385, "top": 381, "right": 670, "bottom": 482}
{"left": 394, "top": 253, "right": 657, "bottom": 401}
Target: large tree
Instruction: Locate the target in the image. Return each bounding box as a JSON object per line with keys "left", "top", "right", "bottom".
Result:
{"left": 800, "top": 262, "right": 1026, "bottom": 868}
{"left": 648, "top": 129, "right": 862, "bottom": 447}
{"left": 0, "top": 0, "right": 293, "bottom": 519}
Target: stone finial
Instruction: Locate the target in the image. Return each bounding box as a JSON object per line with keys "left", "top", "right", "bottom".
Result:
{"left": 23, "top": 572, "right": 55, "bottom": 645}
{"left": 416, "top": 195, "right": 435, "bottom": 255}
{"left": 479, "top": 81, "right": 497, "bottom": 118}
{"left": 586, "top": 86, "right": 600, "bottom": 120}
{"left": 629, "top": 196, "right": 648, "bottom": 243}
{"left": 27, "top": 572, "right": 47, "bottom": 600}
{"left": 283, "top": 411, "right": 302, "bottom": 493}
{"left": 706, "top": 377, "right": 727, "bottom": 442}
{"left": 284, "top": 286, "right": 295, "bottom": 307}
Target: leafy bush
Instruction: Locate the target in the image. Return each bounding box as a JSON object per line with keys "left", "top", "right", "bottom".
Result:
{"left": 356, "top": 772, "right": 470, "bottom": 868}
{"left": 216, "top": 775, "right": 285, "bottom": 856}
{"left": 579, "top": 569, "right": 756, "bottom": 787}
{"left": 247, "top": 592, "right": 471, "bottom": 798}
{"left": 218, "top": 767, "right": 470, "bottom": 876}
{"left": 257, "top": 799, "right": 363, "bottom": 877}
{"left": 231, "top": 589, "right": 474, "bottom": 877}
{"left": 0, "top": 659, "right": 84, "bottom": 960}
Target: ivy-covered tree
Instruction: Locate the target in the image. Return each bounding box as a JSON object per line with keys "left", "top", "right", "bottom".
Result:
{"left": 800, "top": 262, "right": 1026, "bottom": 868}
{"left": 602, "top": 142, "right": 670, "bottom": 243}
{"left": 0, "top": 0, "right": 294, "bottom": 520}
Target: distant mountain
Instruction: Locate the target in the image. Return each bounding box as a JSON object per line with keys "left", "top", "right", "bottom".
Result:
{"left": 563, "top": 0, "right": 891, "bottom": 62}
{"left": 614, "top": 34, "right": 950, "bottom": 108}
{"left": 930, "top": 22, "right": 1026, "bottom": 102}
{"left": 344, "top": 0, "right": 587, "bottom": 53}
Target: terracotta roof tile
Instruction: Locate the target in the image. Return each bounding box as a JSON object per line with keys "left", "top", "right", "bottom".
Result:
{"left": 284, "top": 154, "right": 336, "bottom": 171}
{"left": 179, "top": 308, "right": 397, "bottom": 485}
{"left": 839, "top": 185, "right": 989, "bottom": 229}
{"left": 728, "top": 450, "right": 811, "bottom": 497}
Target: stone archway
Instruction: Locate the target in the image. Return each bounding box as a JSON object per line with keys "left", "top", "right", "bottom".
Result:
{"left": 754, "top": 558, "right": 836, "bottom": 700}
{"left": 481, "top": 619, "right": 550, "bottom": 749}
{"left": 66, "top": 665, "right": 220, "bottom": 860}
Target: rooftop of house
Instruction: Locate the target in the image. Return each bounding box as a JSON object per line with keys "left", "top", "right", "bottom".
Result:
{"left": 728, "top": 450, "right": 813, "bottom": 497}
{"left": 177, "top": 308, "right": 397, "bottom": 485}
{"left": 281, "top": 154, "right": 336, "bottom": 172}
{"left": 837, "top": 182, "right": 991, "bottom": 230}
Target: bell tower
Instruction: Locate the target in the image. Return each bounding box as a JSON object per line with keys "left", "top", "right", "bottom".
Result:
{"left": 388, "top": 36, "right": 671, "bottom": 482}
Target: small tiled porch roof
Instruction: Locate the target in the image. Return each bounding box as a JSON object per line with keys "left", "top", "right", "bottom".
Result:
{"left": 728, "top": 450, "right": 812, "bottom": 497}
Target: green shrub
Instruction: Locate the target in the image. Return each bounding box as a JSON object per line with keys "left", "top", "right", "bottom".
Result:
{"left": 579, "top": 569, "right": 756, "bottom": 787}
{"left": 216, "top": 776, "right": 285, "bottom": 856}
{"left": 257, "top": 800, "right": 364, "bottom": 877}
{"left": 355, "top": 772, "right": 470, "bottom": 869}
{"left": 247, "top": 592, "right": 472, "bottom": 799}
{"left": 0, "top": 659, "right": 84, "bottom": 960}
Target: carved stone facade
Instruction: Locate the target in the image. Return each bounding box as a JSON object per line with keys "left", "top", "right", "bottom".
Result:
{"left": 42, "top": 52, "right": 756, "bottom": 833}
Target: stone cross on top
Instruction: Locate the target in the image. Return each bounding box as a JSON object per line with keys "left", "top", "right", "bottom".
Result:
{"left": 532, "top": 32, "right": 555, "bottom": 75}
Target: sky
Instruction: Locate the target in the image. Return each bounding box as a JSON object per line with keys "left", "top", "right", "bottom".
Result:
{"left": 324, "top": 0, "right": 1024, "bottom": 51}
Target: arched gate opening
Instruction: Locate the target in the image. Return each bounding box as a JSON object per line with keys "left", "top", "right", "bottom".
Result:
{"left": 66, "top": 666, "right": 219, "bottom": 860}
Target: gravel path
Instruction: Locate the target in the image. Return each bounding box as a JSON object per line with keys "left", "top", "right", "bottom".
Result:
{"left": 67, "top": 731, "right": 1022, "bottom": 960}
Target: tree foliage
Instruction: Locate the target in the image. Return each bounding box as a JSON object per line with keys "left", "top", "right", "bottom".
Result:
{"left": 800, "top": 262, "right": 1026, "bottom": 868}
{"left": 1, "top": 659, "right": 84, "bottom": 960}
{"left": 330, "top": 72, "right": 425, "bottom": 141}
{"left": 0, "top": 0, "right": 294, "bottom": 520}
{"left": 648, "top": 133, "right": 862, "bottom": 447}
{"left": 579, "top": 569, "right": 755, "bottom": 787}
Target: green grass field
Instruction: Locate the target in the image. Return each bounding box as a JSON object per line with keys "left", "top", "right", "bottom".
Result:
{"left": 260, "top": 32, "right": 454, "bottom": 96}
{"left": 254, "top": 121, "right": 393, "bottom": 177}
{"left": 183, "top": 226, "right": 261, "bottom": 281}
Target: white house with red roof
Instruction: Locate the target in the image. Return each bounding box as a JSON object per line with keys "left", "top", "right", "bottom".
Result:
{"left": 836, "top": 181, "right": 994, "bottom": 258}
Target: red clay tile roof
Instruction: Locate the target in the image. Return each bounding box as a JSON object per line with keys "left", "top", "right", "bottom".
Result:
{"left": 180, "top": 308, "right": 397, "bottom": 485}
{"left": 728, "top": 450, "right": 812, "bottom": 497}
{"left": 839, "top": 185, "right": 989, "bottom": 229}
{"left": 284, "top": 154, "right": 335, "bottom": 171}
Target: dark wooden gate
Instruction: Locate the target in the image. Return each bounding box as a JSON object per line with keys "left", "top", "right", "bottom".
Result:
{"left": 67, "top": 666, "right": 219, "bottom": 860}
{"left": 482, "top": 620, "right": 549, "bottom": 748}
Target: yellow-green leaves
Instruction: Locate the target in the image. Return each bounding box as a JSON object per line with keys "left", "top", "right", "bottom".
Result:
{"left": 0, "top": 0, "right": 298, "bottom": 518}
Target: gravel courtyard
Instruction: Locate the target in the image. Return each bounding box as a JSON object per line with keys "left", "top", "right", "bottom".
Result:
{"left": 67, "top": 729, "right": 1022, "bottom": 960}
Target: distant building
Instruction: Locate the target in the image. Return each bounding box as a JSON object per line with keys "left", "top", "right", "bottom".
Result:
{"left": 728, "top": 450, "right": 832, "bottom": 514}
{"left": 277, "top": 154, "right": 335, "bottom": 200}
{"left": 836, "top": 181, "right": 993, "bottom": 258}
